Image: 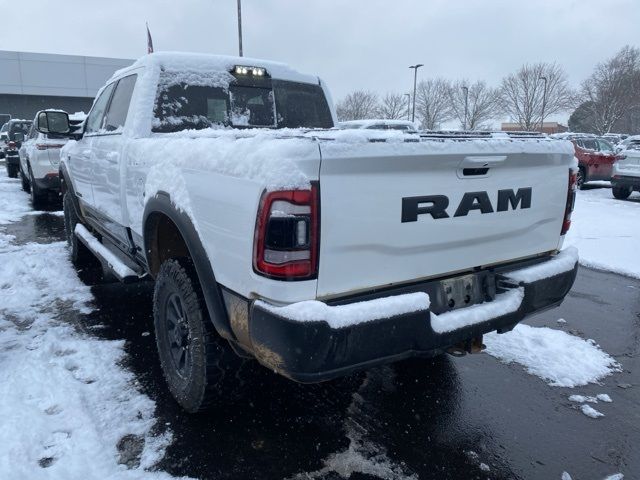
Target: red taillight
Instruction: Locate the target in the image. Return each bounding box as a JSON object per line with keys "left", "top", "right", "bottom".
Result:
{"left": 253, "top": 184, "right": 319, "bottom": 280}
{"left": 561, "top": 169, "right": 577, "bottom": 235}
{"left": 7, "top": 141, "right": 16, "bottom": 149}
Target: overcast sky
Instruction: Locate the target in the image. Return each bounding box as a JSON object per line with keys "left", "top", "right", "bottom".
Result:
{"left": 1, "top": 0, "right": 638, "bottom": 123}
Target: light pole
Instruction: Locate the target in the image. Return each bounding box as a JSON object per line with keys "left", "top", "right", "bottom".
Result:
{"left": 462, "top": 86, "right": 469, "bottom": 130}
{"left": 409, "top": 64, "right": 423, "bottom": 123}
{"left": 237, "top": 0, "right": 243, "bottom": 56}
{"left": 404, "top": 93, "right": 411, "bottom": 121}
{"left": 539, "top": 75, "right": 548, "bottom": 133}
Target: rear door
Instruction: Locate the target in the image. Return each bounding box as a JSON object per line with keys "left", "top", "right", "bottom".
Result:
{"left": 316, "top": 140, "right": 570, "bottom": 298}
{"left": 91, "top": 74, "right": 137, "bottom": 245}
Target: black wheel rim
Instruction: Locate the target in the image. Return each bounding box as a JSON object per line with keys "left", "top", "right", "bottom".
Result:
{"left": 165, "top": 293, "right": 191, "bottom": 378}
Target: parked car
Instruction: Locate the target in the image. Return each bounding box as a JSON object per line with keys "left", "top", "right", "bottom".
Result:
{"left": 48, "top": 52, "right": 577, "bottom": 412}
{"left": 338, "top": 119, "right": 419, "bottom": 132}
{"left": 611, "top": 141, "right": 640, "bottom": 200}
{"left": 615, "top": 134, "right": 640, "bottom": 154}
{"left": 553, "top": 134, "right": 618, "bottom": 189}
{"left": 0, "top": 122, "right": 7, "bottom": 159}
{"left": 2, "top": 119, "right": 33, "bottom": 178}
{"left": 602, "top": 133, "right": 628, "bottom": 145}
{"left": 18, "top": 110, "right": 75, "bottom": 207}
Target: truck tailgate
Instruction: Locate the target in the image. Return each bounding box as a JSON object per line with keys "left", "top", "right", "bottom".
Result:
{"left": 316, "top": 137, "right": 573, "bottom": 298}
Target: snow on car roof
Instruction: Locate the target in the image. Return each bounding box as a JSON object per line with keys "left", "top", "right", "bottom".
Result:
{"left": 113, "top": 51, "right": 320, "bottom": 86}
{"left": 340, "top": 119, "right": 417, "bottom": 128}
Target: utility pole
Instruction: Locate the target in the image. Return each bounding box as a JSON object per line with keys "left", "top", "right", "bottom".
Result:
{"left": 237, "top": 0, "right": 243, "bottom": 56}
{"left": 404, "top": 93, "right": 411, "bottom": 121}
{"left": 409, "top": 64, "right": 423, "bottom": 123}
{"left": 539, "top": 76, "right": 548, "bottom": 133}
{"left": 462, "top": 86, "right": 469, "bottom": 130}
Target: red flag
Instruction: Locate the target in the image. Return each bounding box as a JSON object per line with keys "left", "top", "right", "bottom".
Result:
{"left": 146, "top": 23, "right": 154, "bottom": 54}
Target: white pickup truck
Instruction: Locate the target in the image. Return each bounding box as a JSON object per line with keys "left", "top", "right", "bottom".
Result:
{"left": 41, "top": 52, "right": 579, "bottom": 412}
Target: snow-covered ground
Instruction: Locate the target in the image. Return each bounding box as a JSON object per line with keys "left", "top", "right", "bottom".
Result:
{"left": 0, "top": 174, "right": 183, "bottom": 479}
{"left": 485, "top": 324, "right": 620, "bottom": 387}
{"left": 565, "top": 187, "right": 640, "bottom": 279}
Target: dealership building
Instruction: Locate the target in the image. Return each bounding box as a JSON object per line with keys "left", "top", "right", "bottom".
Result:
{"left": 0, "top": 50, "right": 133, "bottom": 122}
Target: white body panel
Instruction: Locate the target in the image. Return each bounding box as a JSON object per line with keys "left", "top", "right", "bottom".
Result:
{"left": 316, "top": 139, "right": 574, "bottom": 298}
{"left": 613, "top": 150, "right": 640, "bottom": 178}
{"left": 19, "top": 132, "right": 66, "bottom": 179}
{"left": 61, "top": 52, "right": 574, "bottom": 308}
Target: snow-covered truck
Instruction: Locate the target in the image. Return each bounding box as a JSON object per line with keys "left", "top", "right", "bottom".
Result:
{"left": 39, "top": 52, "right": 578, "bottom": 412}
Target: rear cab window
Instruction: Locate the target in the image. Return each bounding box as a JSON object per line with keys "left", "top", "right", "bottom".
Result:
{"left": 103, "top": 74, "right": 138, "bottom": 133}
{"left": 152, "top": 68, "right": 333, "bottom": 133}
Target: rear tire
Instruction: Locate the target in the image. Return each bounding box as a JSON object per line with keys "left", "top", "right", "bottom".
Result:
{"left": 20, "top": 166, "right": 30, "bottom": 192}
{"left": 63, "top": 192, "right": 93, "bottom": 267}
{"left": 29, "top": 169, "right": 46, "bottom": 209}
{"left": 6, "top": 163, "right": 18, "bottom": 178}
{"left": 576, "top": 167, "right": 586, "bottom": 190}
{"left": 612, "top": 185, "right": 632, "bottom": 200}
{"left": 153, "top": 258, "right": 245, "bottom": 413}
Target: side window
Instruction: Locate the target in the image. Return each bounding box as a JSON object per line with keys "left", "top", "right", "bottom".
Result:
{"left": 104, "top": 75, "right": 137, "bottom": 132}
{"left": 85, "top": 82, "right": 116, "bottom": 134}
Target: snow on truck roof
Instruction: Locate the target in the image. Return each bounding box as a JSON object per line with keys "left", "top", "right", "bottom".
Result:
{"left": 112, "top": 51, "right": 320, "bottom": 85}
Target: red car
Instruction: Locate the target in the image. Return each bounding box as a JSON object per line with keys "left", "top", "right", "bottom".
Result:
{"left": 569, "top": 136, "right": 618, "bottom": 189}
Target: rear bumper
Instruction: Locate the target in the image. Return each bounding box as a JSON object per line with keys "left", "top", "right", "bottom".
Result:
{"left": 34, "top": 173, "right": 61, "bottom": 192}
{"left": 234, "top": 249, "right": 579, "bottom": 383}
{"left": 612, "top": 175, "right": 640, "bottom": 189}
{"left": 5, "top": 152, "right": 19, "bottom": 166}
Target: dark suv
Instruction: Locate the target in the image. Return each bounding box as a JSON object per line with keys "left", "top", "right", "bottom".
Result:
{"left": 2, "top": 119, "right": 32, "bottom": 178}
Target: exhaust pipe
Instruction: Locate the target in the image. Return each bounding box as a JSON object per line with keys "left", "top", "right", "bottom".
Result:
{"left": 446, "top": 335, "right": 485, "bottom": 357}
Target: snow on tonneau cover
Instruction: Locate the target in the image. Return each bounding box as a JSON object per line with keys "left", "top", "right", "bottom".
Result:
{"left": 313, "top": 130, "right": 575, "bottom": 299}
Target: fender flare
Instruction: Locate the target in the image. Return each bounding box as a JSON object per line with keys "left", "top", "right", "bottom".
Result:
{"left": 59, "top": 162, "right": 84, "bottom": 221}
{"left": 143, "top": 192, "right": 233, "bottom": 340}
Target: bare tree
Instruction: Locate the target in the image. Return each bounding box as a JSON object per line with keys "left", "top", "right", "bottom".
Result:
{"left": 378, "top": 93, "right": 408, "bottom": 120}
{"left": 450, "top": 80, "right": 500, "bottom": 130}
{"left": 335, "top": 90, "right": 379, "bottom": 121}
{"left": 500, "top": 63, "right": 574, "bottom": 131}
{"left": 415, "top": 79, "right": 453, "bottom": 130}
{"left": 580, "top": 46, "right": 640, "bottom": 134}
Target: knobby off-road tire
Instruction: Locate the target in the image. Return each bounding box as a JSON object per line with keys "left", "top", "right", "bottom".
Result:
{"left": 576, "top": 167, "right": 586, "bottom": 190}
{"left": 612, "top": 185, "right": 632, "bottom": 200}
{"left": 153, "top": 258, "right": 245, "bottom": 413}
{"left": 63, "top": 192, "right": 93, "bottom": 267}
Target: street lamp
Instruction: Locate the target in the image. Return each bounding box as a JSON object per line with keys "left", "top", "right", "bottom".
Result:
{"left": 409, "top": 64, "right": 423, "bottom": 123}
{"left": 539, "top": 75, "right": 548, "bottom": 133}
{"left": 237, "top": 0, "right": 243, "bottom": 56}
{"left": 404, "top": 93, "right": 411, "bottom": 121}
{"left": 462, "top": 86, "right": 469, "bottom": 130}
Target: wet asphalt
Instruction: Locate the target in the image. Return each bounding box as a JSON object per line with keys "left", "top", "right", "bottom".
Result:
{"left": 3, "top": 198, "right": 639, "bottom": 480}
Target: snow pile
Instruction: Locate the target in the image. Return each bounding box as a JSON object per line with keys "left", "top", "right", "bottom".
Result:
{"left": 484, "top": 324, "right": 621, "bottom": 387}
{"left": 568, "top": 393, "right": 612, "bottom": 403}
{"left": 0, "top": 173, "right": 32, "bottom": 224}
{"left": 580, "top": 404, "right": 604, "bottom": 418}
{"left": 431, "top": 288, "right": 523, "bottom": 333}
{"left": 565, "top": 187, "right": 640, "bottom": 278}
{"left": 505, "top": 247, "right": 578, "bottom": 283}
{"left": 257, "top": 292, "right": 430, "bottom": 329}
{"left": 0, "top": 173, "right": 179, "bottom": 479}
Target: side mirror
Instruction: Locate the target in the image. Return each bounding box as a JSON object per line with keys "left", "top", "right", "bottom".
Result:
{"left": 36, "top": 110, "right": 70, "bottom": 135}
{"left": 13, "top": 132, "right": 24, "bottom": 142}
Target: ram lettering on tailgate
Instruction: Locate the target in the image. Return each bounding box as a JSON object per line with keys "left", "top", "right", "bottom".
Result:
{"left": 401, "top": 188, "right": 532, "bottom": 222}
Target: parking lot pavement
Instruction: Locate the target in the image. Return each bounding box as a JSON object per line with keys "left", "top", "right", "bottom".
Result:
{"left": 1, "top": 183, "right": 638, "bottom": 479}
